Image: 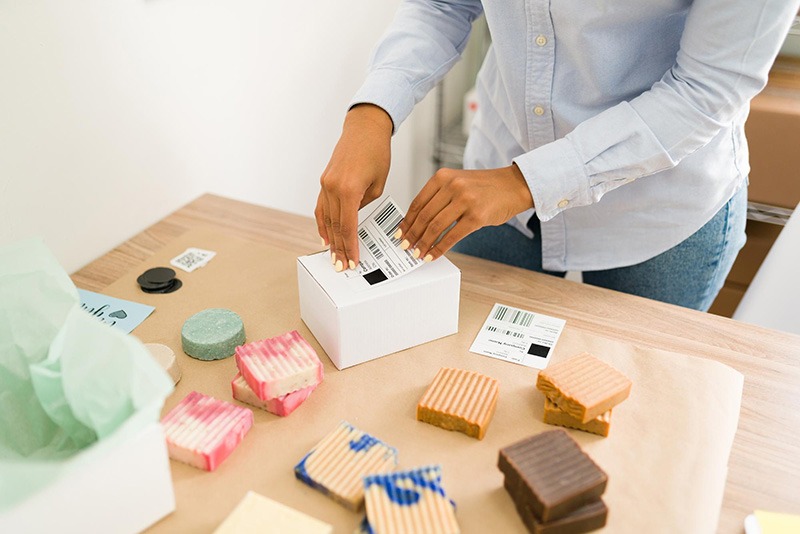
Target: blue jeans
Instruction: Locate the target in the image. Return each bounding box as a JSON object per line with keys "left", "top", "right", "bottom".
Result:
{"left": 452, "top": 187, "right": 747, "bottom": 311}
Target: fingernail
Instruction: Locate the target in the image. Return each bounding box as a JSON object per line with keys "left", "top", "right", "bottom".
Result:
{"left": 335, "top": 260, "right": 343, "bottom": 272}
{"left": 424, "top": 254, "right": 433, "bottom": 263}
{"left": 320, "top": 237, "right": 327, "bottom": 246}
{"left": 393, "top": 228, "right": 403, "bottom": 240}
{"left": 412, "top": 248, "right": 421, "bottom": 259}
{"left": 400, "top": 239, "right": 410, "bottom": 250}
{"left": 331, "top": 252, "right": 336, "bottom": 265}
{"left": 348, "top": 259, "right": 356, "bottom": 270}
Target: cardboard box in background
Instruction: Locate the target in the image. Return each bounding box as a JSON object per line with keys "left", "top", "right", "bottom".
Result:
{"left": 710, "top": 59, "right": 799, "bottom": 317}
{"left": 709, "top": 220, "right": 785, "bottom": 317}
{"left": 745, "top": 58, "right": 800, "bottom": 209}
{"left": 0, "top": 421, "right": 175, "bottom": 534}
{"left": 298, "top": 252, "right": 461, "bottom": 369}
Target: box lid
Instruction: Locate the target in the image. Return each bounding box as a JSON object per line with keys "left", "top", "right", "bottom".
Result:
{"left": 297, "top": 252, "right": 460, "bottom": 308}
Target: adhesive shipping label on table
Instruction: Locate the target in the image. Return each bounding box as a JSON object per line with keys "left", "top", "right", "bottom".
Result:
{"left": 470, "top": 303, "right": 566, "bottom": 369}
{"left": 342, "top": 197, "right": 424, "bottom": 291}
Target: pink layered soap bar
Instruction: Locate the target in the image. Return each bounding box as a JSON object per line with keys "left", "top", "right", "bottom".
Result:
{"left": 162, "top": 391, "right": 253, "bottom": 471}
{"left": 235, "top": 330, "right": 324, "bottom": 400}
{"left": 231, "top": 372, "right": 316, "bottom": 417}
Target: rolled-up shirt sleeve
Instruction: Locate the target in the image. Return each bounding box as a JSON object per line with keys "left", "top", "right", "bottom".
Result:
{"left": 349, "top": 0, "right": 484, "bottom": 133}
{"left": 514, "top": 0, "right": 799, "bottom": 222}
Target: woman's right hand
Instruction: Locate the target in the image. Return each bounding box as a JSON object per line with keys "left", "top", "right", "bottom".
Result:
{"left": 315, "top": 104, "right": 393, "bottom": 271}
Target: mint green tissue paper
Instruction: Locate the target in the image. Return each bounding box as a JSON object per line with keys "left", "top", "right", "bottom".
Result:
{"left": 0, "top": 239, "right": 80, "bottom": 458}
{"left": 0, "top": 238, "right": 174, "bottom": 512}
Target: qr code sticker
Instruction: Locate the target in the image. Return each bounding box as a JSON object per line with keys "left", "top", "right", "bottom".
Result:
{"left": 170, "top": 248, "right": 216, "bottom": 273}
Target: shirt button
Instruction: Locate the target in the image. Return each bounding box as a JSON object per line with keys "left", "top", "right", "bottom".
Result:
{"left": 558, "top": 199, "right": 569, "bottom": 208}
{"left": 533, "top": 106, "right": 545, "bottom": 116}
{"left": 535, "top": 35, "right": 547, "bottom": 46}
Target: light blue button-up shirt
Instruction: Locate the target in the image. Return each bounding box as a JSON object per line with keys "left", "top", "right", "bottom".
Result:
{"left": 351, "top": 0, "right": 799, "bottom": 271}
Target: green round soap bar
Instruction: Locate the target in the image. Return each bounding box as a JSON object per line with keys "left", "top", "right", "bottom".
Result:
{"left": 181, "top": 308, "right": 246, "bottom": 361}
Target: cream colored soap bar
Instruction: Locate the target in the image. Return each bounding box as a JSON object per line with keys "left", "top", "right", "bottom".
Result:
{"left": 214, "top": 491, "right": 333, "bottom": 534}
{"left": 144, "top": 343, "right": 181, "bottom": 384}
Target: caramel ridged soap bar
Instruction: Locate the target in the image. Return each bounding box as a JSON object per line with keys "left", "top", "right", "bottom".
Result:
{"left": 417, "top": 367, "right": 499, "bottom": 440}
{"left": 543, "top": 398, "right": 612, "bottom": 437}
{"left": 498, "top": 430, "right": 608, "bottom": 523}
{"left": 536, "top": 352, "right": 631, "bottom": 423}
{"left": 294, "top": 421, "right": 398, "bottom": 511}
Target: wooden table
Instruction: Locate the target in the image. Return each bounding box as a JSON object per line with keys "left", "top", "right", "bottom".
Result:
{"left": 72, "top": 194, "right": 800, "bottom": 533}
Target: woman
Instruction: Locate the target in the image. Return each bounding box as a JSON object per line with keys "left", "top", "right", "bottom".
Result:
{"left": 315, "top": 0, "right": 799, "bottom": 310}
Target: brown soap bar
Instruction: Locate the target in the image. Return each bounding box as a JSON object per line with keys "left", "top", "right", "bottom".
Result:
{"left": 498, "top": 430, "right": 608, "bottom": 522}
{"left": 543, "top": 398, "right": 611, "bottom": 437}
{"left": 417, "top": 367, "right": 499, "bottom": 440}
{"left": 537, "top": 352, "right": 631, "bottom": 423}
{"left": 517, "top": 497, "right": 608, "bottom": 534}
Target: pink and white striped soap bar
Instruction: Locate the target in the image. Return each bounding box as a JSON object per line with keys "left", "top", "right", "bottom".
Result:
{"left": 235, "top": 330, "right": 323, "bottom": 401}
{"left": 162, "top": 391, "right": 253, "bottom": 471}
{"left": 231, "top": 372, "right": 316, "bottom": 417}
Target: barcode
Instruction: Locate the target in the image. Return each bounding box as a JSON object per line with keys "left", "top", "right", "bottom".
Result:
{"left": 486, "top": 325, "right": 525, "bottom": 338}
{"left": 358, "top": 228, "right": 384, "bottom": 260}
{"left": 374, "top": 201, "right": 403, "bottom": 246}
{"left": 493, "top": 305, "right": 534, "bottom": 328}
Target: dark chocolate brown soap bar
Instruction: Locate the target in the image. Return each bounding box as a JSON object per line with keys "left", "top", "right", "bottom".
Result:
{"left": 516, "top": 499, "right": 608, "bottom": 534}
{"left": 498, "top": 429, "right": 608, "bottom": 532}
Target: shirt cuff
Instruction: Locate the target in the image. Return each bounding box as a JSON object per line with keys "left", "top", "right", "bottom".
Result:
{"left": 349, "top": 69, "right": 417, "bottom": 136}
{"left": 513, "top": 138, "right": 590, "bottom": 222}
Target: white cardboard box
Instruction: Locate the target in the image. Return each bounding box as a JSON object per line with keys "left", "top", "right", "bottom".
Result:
{"left": 297, "top": 251, "right": 461, "bottom": 369}
{"left": 0, "top": 419, "right": 175, "bottom": 534}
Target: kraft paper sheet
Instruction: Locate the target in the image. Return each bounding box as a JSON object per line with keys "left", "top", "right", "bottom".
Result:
{"left": 99, "top": 228, "right": 743, "bottom": 534}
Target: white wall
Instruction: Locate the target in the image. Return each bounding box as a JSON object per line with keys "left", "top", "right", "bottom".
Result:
{"left": 0, "top": 0, "right": 436, "bottom": 273}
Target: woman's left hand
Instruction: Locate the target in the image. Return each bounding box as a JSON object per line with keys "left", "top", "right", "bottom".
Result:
{"left": 396, "top": 164, "right": 535, "bottom": 262}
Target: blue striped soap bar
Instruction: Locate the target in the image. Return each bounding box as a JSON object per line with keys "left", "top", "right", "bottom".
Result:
{"left": 294, "top": 421, "right": 397, "bottom": 511}
{"left": 364, "top": 465, "right": 459, "bottom": 534}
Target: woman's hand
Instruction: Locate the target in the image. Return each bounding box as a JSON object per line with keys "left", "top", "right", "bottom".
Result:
{"left": 395, "top": 165, "right": 534, "bottom": 261}
{"left": 315, "top": 104, "right": 393, "bottom": 271}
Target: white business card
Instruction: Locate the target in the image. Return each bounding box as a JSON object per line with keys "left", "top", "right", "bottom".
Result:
{"left": 470, "top": 303, "right": 566, "bottom": 369}
{"left": 170, "top": 247, "right": 216, "bottom": 273}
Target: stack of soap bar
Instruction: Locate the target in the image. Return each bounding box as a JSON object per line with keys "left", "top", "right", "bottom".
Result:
{"left": 162, "top": 391, "right": 253, "bottom": 471}
{"left": 213, "top": 491, "right": 333, "bottom": 534}
{"left": 416, "top": 367, "right": 499, "bottom": 440}
{"left": 234, "top": 331, "right": 322, "bottom": 416}
{"left": 181, "top": 308, "right": 246, "bottom": 361}
{"left": 231, "top": 373, "right": 315, "bottom": 417}
{"left": 536, "top": 352, "right": 631, "bottom": 436}
{"left": 294, "top": 421, "right": 398, "bottom": 510}
{"left": 498, "top": 430, "right": 608, "bottom": 533}
{"left": 363, "top": 465, "right": 460, "bottom": 534}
